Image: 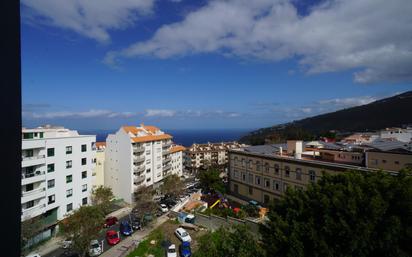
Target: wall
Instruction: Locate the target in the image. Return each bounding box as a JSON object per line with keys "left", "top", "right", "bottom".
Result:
{"left": 366, "top": 151, "right": 412, "bottom": 171}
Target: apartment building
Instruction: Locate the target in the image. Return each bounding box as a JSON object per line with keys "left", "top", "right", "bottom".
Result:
{"left": 170, "top": 145, "right": 185, "bottom": 177}
{"left": 21, "top": 126, "right": 96, "bottom": 235}
{"left": 379, "top": 127, "right": 412, "bottom": 142}
{"left": 104, "top": 125, "right": 184, "bottom": 203}
{"left": 91, "top": 142, "right": 106, "bottom": 188}
{"left": 228, "top": 140, "right": 411, "bottom": 205}
{"left": 185, "top": 142, "right": 247, "bottom": 173}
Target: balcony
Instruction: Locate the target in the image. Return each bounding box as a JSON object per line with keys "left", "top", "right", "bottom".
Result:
{"left": 22, "top": 170, "right": 46, "bottom": 185}
{"left": 163, "top": 164, "right": 172, "bottom": 171}
{"left": 133, "top": 145, "right": 145, "bottom": 153}
{"left": 133, "top": 155, "right": 145, "bottom": 163}
{"left": 22, "top": 155, "right": 46, "bottom": 168}
{"left": 21, "top": 202, "right": 46, "bottom": 221}
{"left": 21, "top": 187, "right": 46, "bottom": 204}
{"left": 163, "top": 141, "right": 172, "bottom": 148}
{"left": 134, "top": 174, "right": 145, "bottom": 184}
{"left": 133, "top": 165, "right": 145, "bottom": 173}
{"left": 162, "top": 150, "right": 170, "bottom": 156}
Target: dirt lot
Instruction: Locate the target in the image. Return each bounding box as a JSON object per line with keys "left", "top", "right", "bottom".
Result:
{"left": 159, "top": 219, "right": 208, "bottom": 252}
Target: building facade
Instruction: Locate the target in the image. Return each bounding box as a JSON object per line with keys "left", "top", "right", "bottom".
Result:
{"left": 21, "top": 126, "right": 96, "bottom": 227}
{"left": 104, "top": 125, "right": 184, "bottom": 203}
{"left": 228, "top": 140, "right": 411, "bottom": 205}
{"left": 91, "top": 142, "right": 106, "bottom": 188}
{"left": 185, "top": 142, "right": 247, "bottom": 173}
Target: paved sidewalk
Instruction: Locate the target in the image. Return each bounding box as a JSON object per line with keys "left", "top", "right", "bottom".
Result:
{"left": 33, "top": 206, "right": 132, "bottom": 256}
{"left": 100, "top": 215, "right": 170, "bottom": 257}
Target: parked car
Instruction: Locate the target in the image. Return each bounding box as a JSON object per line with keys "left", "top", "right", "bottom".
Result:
{"left": 106, "top": 230, "right": 120, "bottom": 245}
{"left": 62, "top": 238, "right": 73, "bottom": 249}
{"left": 174, "top": 228, "right": 192, "bottom": 242}
{"left": 131, "top": 216, "right": 141, "bottom": 230}
{"left": 88, "top": 240, "right": 102, "bottom": 257}
{"left": 104, "top": 216, "right": 118, "bottom": 228}
{"left": 159, "top": 203, "right": 169, "bottom": 213}
{"left": 120, "top": 221, "right": 133, "bottom": 236}
{"left": 166, "top": 244, "right": 177, "bottom": 257}
{"left": 179, "top": 241, "right": 192, "bottom": 257}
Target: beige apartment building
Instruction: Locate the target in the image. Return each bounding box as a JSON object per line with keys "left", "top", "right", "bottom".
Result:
{"left": 228, "top": 141, "right": 412, "bottom": 205}
{"left": 91, "top": 142, "right": 106, "bottom": 188}
{"left": 185, "top": 142, "right": 247, "bottom": 173}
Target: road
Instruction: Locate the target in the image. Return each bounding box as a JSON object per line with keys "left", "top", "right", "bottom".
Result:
{"left": 43, "top": 214, "right": 144, "bottom": 257}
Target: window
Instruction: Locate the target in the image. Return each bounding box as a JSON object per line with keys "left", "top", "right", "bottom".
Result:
{"left": 81, "top": 158, "right": 87, "bottom": 165}
{"left": 26, "top": 200, "right": 34, "bottom": 208}
{"left": 285, "top": 166, "right": 290, "bottom": 177}
{"left": 264, "top": 195, "right": 270, "bottom": 205}
{"left": 241, "top": 172, "right": 246, "bottom": 181}
{"left": 241, "top": 158, "right": 245, "bottom": 167}
{"left": 81, "top": 144, "right": 87, "bottom": 152}
{"left": 66, "top": 175, "right": 72, "bottom": 183}
{"left": 234, "top": 184, "right": 239, "bottom": 194}
{"left": 26, "top": 149, "right": 34, "bottom": 157}
{"left": 273, "top": 180, "right": 280, "bottom": 191}
{"left": 265, "top": 163, "right": 269, "bottom": 172}
{"left": 82, "top": 184, "right": 87, "bottom": 192}
{"left": 146, "top": 159, "right": 151, "bottom": 164}
{"left": 66, "top": 146, "right": 72, "bottom": 154}
{"left": 146, "top": 178, "right": 151, "bottom": 182}
{"left": 146, "top": 168, "right": 151, "bottom": 173}
{"left": 23, "top": 133, "right": 33, "bottom": 139}
{"left": 255, "top": 176, "right": 261, "bottom": 185}
{"left": 248, "top": 174, "right": 254, "bottom": 184}
{"left": 382, "top": 159, "right": 387, "bottom": 163}
{"left": 248, "top": 186, "right": 253, "bottom": 195}
{"left": 146, "top": 150, "right": 151, "bottom": 155}
{"left": 264, "top": 178, "right": 270, "bottom": 188}
{"left": 48, "top": 195, "right": 55, "bottom": 204}
{"left": 47, "top": 179, "right": 55, "bottom": 189}
{"left": 395, "top": 161, "right": 400, "bottom": 165}
{"left": 371, "top": 159, "right": 378, "bottom": 165}
{"left": 66, "top": 189, "right": 73, "bottom": 197}
{"left": 247, "top": 160, "right": 252, "bottom": 168}
{"left": 47, "top": 148, "right": 55, "bottom": 157}
{"left": 82, "top": 197, "right": 88, "bottom": 205}
{"left": 233, "top": 170, "right": 239, "bottom": 178}
{"left": 66, "top": 160, "right": 72, "bottom": 169}
{"left": 47, "top": 163, "right": 55, "bottom": 173}
{"left": 146, "top": 143, "right": 150, "bottom": 146}
{"left": 40, "top": 132, "right": 44, "bottom": 138}
{"left": 296, "top": 168, "right": 302, "bottom": 180}
{"left": 309, "top": 170, "right": 316, "bottom": 182}
{"left": 157, "top": 156, "right": 161, "bottom": 161}
{"left": 274, "top": 164, "right": 279, "bottom": 174}
{"left": 82, "top": 171, "right": 87, "bottom": 179}
{"left": 157, "top": 148, "right": 161, "bottom": 153}
{"left": 66, "top": 203, "right": 73, "bottom": 212}
{"left": 256, "top": 161, "right": 261, "bottom": 171}
{"left": 26, "top": 183, "right": 34, "bottom": 191}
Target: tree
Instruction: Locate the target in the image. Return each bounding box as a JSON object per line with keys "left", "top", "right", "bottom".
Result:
{"left": 260, "top": 169, "right": 412, "bottom": 257}
{"left": 133, "top": 186, "right": 158, "bottom": 225}
{"left": 60, "top": 206, "right": 105, "bottom": 257}
{"left": 91, "top": 186, "right": 114, "bottom": 215}
{"left": 199, "top": 168, "right": 226, "bottom": 194}
{"left": 194, "top": 225, "right": 264, "bottom": 257}
{"left": 21, "top": 216, "right": 43, "bottom": 253}
{"left": 160, "top": 174, "right": 184, "bottom": 197}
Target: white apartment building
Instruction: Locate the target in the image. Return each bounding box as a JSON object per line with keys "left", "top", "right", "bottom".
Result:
{"left": 379, "top": 127, "right": 412, "bottom": 143}
{"left": 104, "top": 125, "right": 184, "bottom": 204}
{"left": 21, "top": 126, "right": 96, "bottom": 230}
{"left": 91, "top": 142, "right": 106, "bottom": 188}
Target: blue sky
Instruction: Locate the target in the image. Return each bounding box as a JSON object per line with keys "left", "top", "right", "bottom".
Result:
{"left": 21, "top": 0, "right": 412, "bottom": 130}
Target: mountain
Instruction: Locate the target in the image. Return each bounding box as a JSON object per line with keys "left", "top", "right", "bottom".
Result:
{"left": 239, "top": 91, "right": 412, "bottom": 145}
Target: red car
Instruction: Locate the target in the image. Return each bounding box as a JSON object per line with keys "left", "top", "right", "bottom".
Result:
{"left": 106, "top": 230, "right": 120, "bottom": 245}
{"left": 104, "top": 216, "right": 118, "bottom": 228}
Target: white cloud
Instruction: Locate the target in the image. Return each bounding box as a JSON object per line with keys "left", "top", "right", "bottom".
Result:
{"left": 317, "top": 96, "right": 378, "bottom": 108}
{"left": 21, "top": 0, "right": 155, "bottom": 43}
{"left": 145, "top": 109, "right": 177, "bottom": 117}
{"left": 24, "top": 109, "right": 138, "bottom": 119}
{"left": 105, "top": 0, "right": 412, "bottom": 83}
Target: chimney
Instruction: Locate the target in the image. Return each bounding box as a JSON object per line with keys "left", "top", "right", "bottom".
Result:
{"left": 287, "top": 140, "right": 302, "bottom": 159}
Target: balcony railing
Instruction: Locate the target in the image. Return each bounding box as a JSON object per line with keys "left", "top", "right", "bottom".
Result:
{"left": 163, "top": 141, "right": 172, "bottom": 147}
{"left": 133, "top": 145, "right": 145, "bottom": 153}
{"left": 134, "top": 175, "right": 145, "bottom": 184}
{"left": 163, "top": 164, "right": 172, "bottom": 171}
{"left": 133, "top": 165, "right": 145, "bottom": 173}
{"left": 133, "top": 155, "right": 145, "bottom": 163}
{"left": 22, "top": 186, "right": 46, "bottom": 197}
{"left": 22, "top": 202, "right": 46, "bottom": 219}
{"left": 21, "top": 155, "right": 45, "bottom": 162}
{"left": 162, "top": 150, "right": 170, "bottom": 156}
{"left": 22, "top": 170, "right": 45, "bottom": 179}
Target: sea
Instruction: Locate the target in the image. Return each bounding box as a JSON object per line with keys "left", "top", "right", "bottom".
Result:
{"left": 78, "top": 129, "right": 252, "bottom": 147}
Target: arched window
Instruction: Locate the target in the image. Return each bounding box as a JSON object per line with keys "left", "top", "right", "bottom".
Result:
{"left": 296, "top": 168, "right": 302, "bottom": 180}
{"left": 309, "top": 170, "right": 316, "bottom": 182}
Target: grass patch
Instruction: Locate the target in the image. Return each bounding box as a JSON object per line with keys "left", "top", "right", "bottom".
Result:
{"left": 127, "top": 228, "right": 165, "bottom": 257}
